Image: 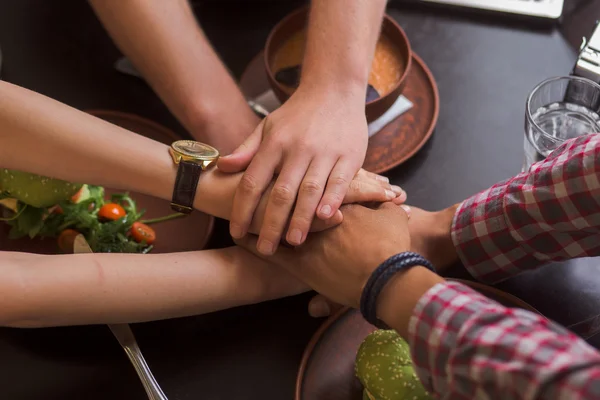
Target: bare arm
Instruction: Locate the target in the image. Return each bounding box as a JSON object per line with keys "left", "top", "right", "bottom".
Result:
{"left": 0, "top": 80, "right": 237, "bottom": 219}
{"left": 0, "top": 81, "right": 398, "bottom": 231}
{"left": 88, "top": 0, "right": 258, "bottom": 153}
{"left": 219, "top": 0, "right": 389, "bottom": 254}
{"left": 0, "top": 247, "right": 307, "bottom": 327}
{"left": 301, "top": 0, "right": 388, "bottom": 96}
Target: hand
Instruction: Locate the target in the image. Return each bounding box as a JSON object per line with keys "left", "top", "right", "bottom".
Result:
{"left": 218, "top": 86, "right": 369, "bottom": 254}
{"left": 237, "top": 202, "right": 411, "bottom": 308}
{"left": 285, "top": 204, "right": 460, "bottom": 320}
{"left": 307, "top": 294, "right": 344, "bottom": 318}
{"left": 248, "top": 168, "right": 406, "bottom": 235}
{"left": 224, "top": 247, "right": 310, "bottom": 304}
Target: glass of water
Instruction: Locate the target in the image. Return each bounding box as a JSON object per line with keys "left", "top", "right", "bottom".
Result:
{"left": 524, "top": 76, "right": 600, "bottom": 170}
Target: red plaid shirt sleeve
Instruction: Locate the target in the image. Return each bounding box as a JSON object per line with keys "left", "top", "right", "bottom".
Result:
{"left": 451, "top": 133, "right": 600, "bottom": 284}
{"left": 407, "top": 281, "right": 600, "bottom": 399}
{"left": 404, "top": 134, "right": 600, "bottom": 398}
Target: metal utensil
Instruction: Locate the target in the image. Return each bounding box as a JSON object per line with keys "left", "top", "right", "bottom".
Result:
{"left": 74, "top": 235, "right": 168, "bottom": 400}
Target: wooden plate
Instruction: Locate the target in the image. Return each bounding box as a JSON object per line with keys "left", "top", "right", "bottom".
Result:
{"left": 0, "top": 111, "right": 214, "bottom": 254}
{"left": 295, "top": 279, "right": 541, "bottom": 400}
{"left": 240, "top": 52, "right": 440, "bottom": 174}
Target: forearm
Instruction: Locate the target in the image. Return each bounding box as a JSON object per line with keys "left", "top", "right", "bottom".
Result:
{"left": 0, "top": 81, "right": 248, "bottom": 221}
{"left": 89, "top": 0, "right": 255, "bottom": 152}
{"left": 451, "top": 133, "right": 600, "bottom": 284}
{"left": 300, "top": 0, "right": 387, "bottom": 96}
{"left": 0, "top": 83, "right": 393, "bottom": 231}
{"left": 0, "top": 247, "right": 307, "bottom": 327}
{"left": 394, "top": 280, "right": 600, "bottom": 399}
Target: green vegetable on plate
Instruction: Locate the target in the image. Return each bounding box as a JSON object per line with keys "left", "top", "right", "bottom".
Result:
{"left": 0, "top": 170, "right": 183, "bottom": 253}
{"left": 0, "top": 169, "right": 81, "bottom": 208}
{"left": 355, "top": 330, "right": 432, "bottom": 400}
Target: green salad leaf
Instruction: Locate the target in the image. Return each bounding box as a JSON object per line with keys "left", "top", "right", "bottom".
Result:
{"left": 1, "top": 172, "right": 183, "bottom": 253}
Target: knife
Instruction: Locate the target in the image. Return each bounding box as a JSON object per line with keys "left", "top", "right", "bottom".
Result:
{"left": 73, "top": 235, "right": 168, "bottom": 400}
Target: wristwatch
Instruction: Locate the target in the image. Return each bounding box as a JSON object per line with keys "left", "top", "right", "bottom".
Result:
{"left": 169, "top": 140, "right": 219, "bottom": 214}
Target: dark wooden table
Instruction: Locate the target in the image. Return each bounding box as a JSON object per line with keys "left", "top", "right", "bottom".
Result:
{"left": 0, "top": 1, "right": 599, "bottom": 399}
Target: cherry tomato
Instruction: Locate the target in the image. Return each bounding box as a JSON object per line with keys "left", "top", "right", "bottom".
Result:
{"left": 58, "top": 229, "right": 80, "bottom": 253}
{"left": 52, "top": 205, "right": 63, "bottom": 214}
{"left": 130, "top": 222, "right": 156, "bottom": 245}
{"left": 98, "top": 203, "right": 126, "bottom": 221}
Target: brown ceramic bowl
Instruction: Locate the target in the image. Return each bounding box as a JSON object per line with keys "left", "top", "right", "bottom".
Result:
{"left": 264, "top": 7, "right": 413, "bottom": 122}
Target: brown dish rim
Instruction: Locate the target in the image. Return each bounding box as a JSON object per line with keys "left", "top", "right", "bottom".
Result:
{"left": 294, "top": 278, "right": 541, "bottom": 399}
{"left": 364, "top": 53, "right": 440, "bottom": 174}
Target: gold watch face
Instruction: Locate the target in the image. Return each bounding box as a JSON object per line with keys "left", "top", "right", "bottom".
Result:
{"left": 171, "top": 140, "right": 219, "bottom": 159}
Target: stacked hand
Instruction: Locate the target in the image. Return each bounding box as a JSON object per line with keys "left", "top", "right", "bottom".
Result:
{"left": 246, "top": 168, "right": 406, "bottom": 235}
{"left": 218, "top": 87, "right": 374, "bottom": 254}
{"left": 238, "top": 202, "right": 460, "bottom": 317}
{"left": 238, "top": 203, "right": 413, "bottom": 308}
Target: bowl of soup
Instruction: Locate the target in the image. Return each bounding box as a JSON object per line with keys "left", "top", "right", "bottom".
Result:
{"left": 264, "top": 7, "right": 412, "bottom": 122}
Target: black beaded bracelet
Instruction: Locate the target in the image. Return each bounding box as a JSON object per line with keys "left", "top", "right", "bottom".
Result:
{"left": 360, "top": 252, "right": 435, "bottom": 329}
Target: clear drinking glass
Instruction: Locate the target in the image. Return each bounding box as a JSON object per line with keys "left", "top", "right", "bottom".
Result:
{"left": 524, "top": 76, "right": 600, "bottom": 171}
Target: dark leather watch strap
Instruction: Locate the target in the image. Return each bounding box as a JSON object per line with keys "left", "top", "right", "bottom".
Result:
{"left": 171, "top": 161, "right": 203, "bottom": 214}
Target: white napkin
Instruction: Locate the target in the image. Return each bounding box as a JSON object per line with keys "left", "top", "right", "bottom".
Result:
{"left": 252, "top": 89, "right": 413, "bottom": 138}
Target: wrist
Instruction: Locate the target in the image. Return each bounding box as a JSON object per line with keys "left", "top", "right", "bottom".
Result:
{"left": 296, "top": 75, "right": 367, "bottom": 108}
{"left": 411, "top": 205, "right": 459, "bottom": 273}
{"left": 376, "top": 267, "right": 444, "bottom": 338}
{"left": 193, "top": 167, "right": 237, "bottom": 220}
{"left": 183, "top": 96, "right": 259, "bottom": 155}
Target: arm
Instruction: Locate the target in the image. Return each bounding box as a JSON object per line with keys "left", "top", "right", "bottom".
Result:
{"left": 376, "top": 272, "right": 600, "bottom": 399}
{"left": 219, "top": 0, "right": 388, "bottom": 254}
{"left": 301, "top": 0, "right": 388, "bottom": 96}
{"left": 238, "top": 202, "right": 600, "bottom": 399}
{"left": 88, "top": 0, "right": 258, "bottom": 153}
{"left": 0, "top": 247, "right": 307, "bottom": 327}
{"left": 0, "top": 81, "right": 400, "bottom": 232}
{"left": 451, "top": 133, "right": 600, "bottom": 283}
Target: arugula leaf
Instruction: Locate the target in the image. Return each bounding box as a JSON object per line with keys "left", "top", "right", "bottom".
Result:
{"left": 8, "top": 224, "right": 27, "bottom": 239}
{"left": 7, "top": 205, "right": 46, "bottom": 239}
{"left": 3, "top": 184, "right": 162, "bottom": 254}
{"left": 87, "top": 185, "right": 105, "bottom": 203}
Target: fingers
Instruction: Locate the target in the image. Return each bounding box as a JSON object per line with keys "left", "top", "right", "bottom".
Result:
{"left": 343, "top": 179, "right": 398, "bottom": 204}
{"left": 285, "top": 159, "right": 335, "bottom": 246}
{"left": 257, "top": 156, "right": 311, "bottom": 254}
{"left": 401, "top": 204, "right": 411, "bottom": 218}
{"left": 307, "top": 294, "right": 344, "bottom": 318}
{"left": 355, "top": 170, "right": 406, "bottom": 203}
{"left": 357, "top": 169, "right": 389, "bottom": 183}
{"left": 308, "top": 209, "right": 343, "bottom": 232}
{"left": 355, "top": 169, "right": 402, "bottom": 193}
{"left": 391, "top": 190, "right": 408, "bottom": 204}
{"left": 229, "top": 145, "right": 280, "bottom": 240}
{"left": 234, "top": 235, "right": 294, "bottom": 265}
{"left": 376, "top": 201, "right": 412, "bottom": 219}
{"left": 317, "top": 158, "right": 359, "bottom": 220}
{"left": 217, "top": 120, "right": 264, "bottom": 173}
